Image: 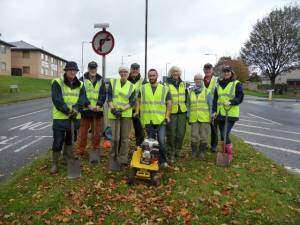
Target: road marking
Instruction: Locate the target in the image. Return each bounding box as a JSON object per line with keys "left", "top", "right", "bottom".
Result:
{"left": 233, "top": 129, "right": 300, "bottom": 143}
{"left": 247, "top": 113, "right": 282, "bottom": 126}
{"left": 0, "top": 136, "right": 32, "bottom": 152}
{"left": 0, "top": 136, "right": 18, "bottom": 145}
{"left": 239, "top": 119, "right": 276, "bottom": 125}
{"left": 8, "top": 108, "right": 48, "bottom": 120}
{"left": 285, "top": 166, "right": 300, "bottom": 174}
{"left": 14, "top": 136, "right": 47, "bottom": 152}
{"left": 236, "top": 123, "right": 300, "bottom": 135}
{"left": 9, "top": 121, "right": 52, "bottom": 131}
{"left": 244, "top": 141, "right": 300, "bottom": 155}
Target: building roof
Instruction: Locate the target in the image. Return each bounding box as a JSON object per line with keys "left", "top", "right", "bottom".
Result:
{"left": 0, "top": 39, "right": 15, "bottom": 47}
{"left": 9, "top": 40, "right": 68, "bottom": 63}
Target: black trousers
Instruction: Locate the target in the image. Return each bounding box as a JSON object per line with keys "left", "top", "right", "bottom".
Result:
{"left": 52, "top": 129, "right": 77, "bottom": 152}
{"left": 210, "top": 122, "right": 218, "bottom": 149}
{"left": 132, "top": 116, "right": 144, "bottom": 146}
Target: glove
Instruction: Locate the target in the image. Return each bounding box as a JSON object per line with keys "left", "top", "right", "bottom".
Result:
{"left": 111, "top": 108, "right": 117, "bottom": 115}
{"left": 115, "top": 109, "right": 123, "bottom": 117}
{"left": 68, "top": 109, "right": 78, "bottom": 119}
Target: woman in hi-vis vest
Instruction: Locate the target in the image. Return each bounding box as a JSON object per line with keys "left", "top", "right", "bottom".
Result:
{"left": 107, "top": 66, "right": 136, "bottom": 172}
{"left": 212, "top": 66, "right": 244, "bottom": 163}
{"left": 166, "top": 66, "right": 188, "bottom": 163}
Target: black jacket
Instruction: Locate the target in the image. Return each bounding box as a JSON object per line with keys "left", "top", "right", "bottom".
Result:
{"left": 51, "top": 74, "right": 86, "bottom": 130}
{"left": 213, "top": 78, "right": 244, "bottom": 121}
{"left": 80, "top": 72, "right": 106, "bottom": 118}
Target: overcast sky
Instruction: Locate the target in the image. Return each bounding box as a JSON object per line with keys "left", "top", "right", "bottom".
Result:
{"left": 0, "top": 0, "right": 294, "bottom": 81}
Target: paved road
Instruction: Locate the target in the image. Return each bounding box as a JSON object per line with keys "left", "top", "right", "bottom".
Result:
{"left": 0, "top": 96, "right": 299, "bottom": 182}
{"left": 234, "top": 96, "right": 300, "bottom": 174}
{"left": 0, "top": 98, "right": 52, "bottom": 182}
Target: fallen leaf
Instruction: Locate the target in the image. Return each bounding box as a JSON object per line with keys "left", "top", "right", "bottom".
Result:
{"left": 85, "top": 208, "right": 93, "bottom": 217}
{"left": 62, "top": 207, "right": 73, "bottom": 216}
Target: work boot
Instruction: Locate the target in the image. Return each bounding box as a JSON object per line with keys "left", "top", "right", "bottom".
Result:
{"left": 191, "top": 142, "right": 198, "bottom": 158}
{"left": 199, "top": 143, "right": 207, "bottom": 160}
{"left": 211, "top": 146, "right": 217, "bottom": 153}
{"left": 50, "top": 151, "right": 60, "bottom": 174}
{"left": 226, "top": 144, "right": 233, "bottom": 163}
{"left": 89, "top": 149, "right": 100, "bottom": 164}
{"left": 67, "top": 157, "right": 81, "bottom": 179}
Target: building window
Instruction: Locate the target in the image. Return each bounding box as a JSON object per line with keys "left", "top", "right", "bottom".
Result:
{"left": 0, "top": 45, "right": 6, "bottom": 54}
{"left": 41, "top": 53, "right": 44, "bottom": 60}
{"left": 45, "top": 55, "right": 48, "bottom": 61}
{"left": 23, "top": 66, "right": 30, "bottom": 74}
{"left": 23, "top": 51, "right": 30, "bottom": 58}
{"left": 0, "top": 62, "right": 6, "bottom": 71}
{"left": 41, "top": 67, "right": 44, "bottom": 75}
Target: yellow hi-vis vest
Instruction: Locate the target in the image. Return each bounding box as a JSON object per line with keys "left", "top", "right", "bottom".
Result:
{"left": 52, "top": 76, "right": 82, "bottom": 120}
{"left": 217, "top": 80, "right": 240, "bottom": 118}
{"left": 168, "top": 82, "right": 187, "bottom": 114}
{"left": 140, "top": 83, "right": 168, "bottom": 125}
{"left": 108, "top": 78, "right": 134, "bottom": 119}
{"left": 133, "top": 79, "right": 142, "bottom": 99}
{"left": 189, "top": 88, "right": 210, "bottom": 123}
{"left": 207, "top": 76, "right": 218, "bottom": 94}
{"left": 83, "top": 77, "right": 103, "bottom": 111}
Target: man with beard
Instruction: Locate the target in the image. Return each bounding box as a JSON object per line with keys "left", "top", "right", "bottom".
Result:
{"left": 134, "top": 69, "right": 172, "bottom": 168}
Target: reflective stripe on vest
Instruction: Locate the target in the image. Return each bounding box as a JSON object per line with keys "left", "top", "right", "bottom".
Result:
{"left": 108, "top": 78, "right": 134, "bottom": 119}
{"left": 52, "top": 76, "right": 82, "bottom": 120}
{"left": 189, "top": 88, "right": 210, "bottom": 123}
{"left": 140, "top": 83, "right": 168, "bottom": 125}
{"left": 217, "top": 80, "right": 240, "bottom": 118}
{"left": 168, "top": 82, "right": 187, "bottom": 113}
{"left": 83, "top": 78, "right": 103, "bottom": 111}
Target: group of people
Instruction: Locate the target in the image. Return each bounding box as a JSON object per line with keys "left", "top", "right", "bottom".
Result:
{"left": 50, "top": 60, "right": 244, "bottom": 174}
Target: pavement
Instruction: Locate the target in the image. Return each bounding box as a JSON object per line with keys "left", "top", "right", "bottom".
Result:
{"left": 234, "top": 96, "right": 300, "bottom": 174}
{"left": 0, "top": 95, "right": 299, "bottom": 182}
{"left": 0, "top": 98, "right": 52, "bottom": 182}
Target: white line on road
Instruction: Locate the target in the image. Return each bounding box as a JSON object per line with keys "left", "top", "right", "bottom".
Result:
{"left": 236, "top": 123, "right": 300, "bottom": 135}
{"left": 239, "top": 119, "right": 276, "bottom": 125}
{"left": 8, "top": 108, "right": 48, "bottom": 120}
{"left": 247, "top": 113, "right": 282, "bottom": 126}
{"left": 0, "top": 136, "right": 18, "bottom": 145}
{"left": 244, "top": 141, "right": 300, "bottom": 155}
{"left": 14, "top": 136, "right": 47, "bottom": 152}
{"left": 0, "top": 136, "right": 32, "bottom": 152}
{"left": 232, "top": 129, "right": 300, "bottom": 143}
{"left": 285, "top": 166, "right": 300, "bottom": 174}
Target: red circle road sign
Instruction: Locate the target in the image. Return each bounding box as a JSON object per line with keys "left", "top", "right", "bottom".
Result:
{"left": 92, "top": 30, "right": 115, "bottom": 56}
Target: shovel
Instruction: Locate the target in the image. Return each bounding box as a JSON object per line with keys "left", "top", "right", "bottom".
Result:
{"left": 67, "top": 119, "right": 81, "bottom": 178}
{"left": 89, "top": 115, "right": 100, "bottom": 164}
{"left": 216, "top": 105, "right": 231, "bottom": 166}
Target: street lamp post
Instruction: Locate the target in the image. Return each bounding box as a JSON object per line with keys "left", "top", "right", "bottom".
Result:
{"left": 81, "top": 41, "right": 91, "bottom": 77}
{"left": 204, "top": 53, "right": 218, "bottom": 64}
{"left": 144, "top": 0, "right": 148, "bottom": 81}
{"left": 165, "top": 62, "right": 170, "bottom": 77}
{"left": 121, "top": 54, "right": 132, "bottom": 65}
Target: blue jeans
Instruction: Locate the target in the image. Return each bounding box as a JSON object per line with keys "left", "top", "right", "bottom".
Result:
{"left": 145, "top": 124, "right": 167, "bottom": 163}
{"left": 218, "top": 120, "right": 235, "bottom": 144}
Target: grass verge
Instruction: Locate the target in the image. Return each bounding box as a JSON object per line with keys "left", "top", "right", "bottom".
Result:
{"left": 244, "top": 89, "right": 300, "bottom": 100}
{"left": 0, "top": 75, "right": 51, "bottom": 104}
{"left": 0, "top": 131, "right": 300, "bottom": 224}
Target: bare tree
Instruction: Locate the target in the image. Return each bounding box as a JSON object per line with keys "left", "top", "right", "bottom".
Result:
{"left": 241, "top": 5, "right": 300, "bottom": 87}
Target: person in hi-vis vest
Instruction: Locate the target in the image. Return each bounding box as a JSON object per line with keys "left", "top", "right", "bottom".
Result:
{"left": 134, "top": 68, "right": 172, "bottom": 168}
{"left": 128, "top": 63, "right": 145, "bottom": 146}
{"left": 212, "top": 66, "right": 244, "bottom": 163}
{"left": 187, "top": 74, "right": 213, "bottom": 160}
{"left": 107, "top": 66, "right": 136, "bottom": 171}
{"left": 203, "top": 63, "right": 219, "bottom": 152}
{"left": 165, "top": 66, "right": 188, "bottom": 163}
{"left": 50, "top": 61, "right": 85, "bottom": 174}
{"left": 76, "top": 61, "right": 106, "bottom": 159}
